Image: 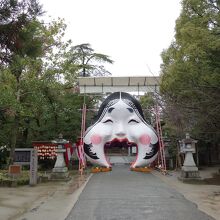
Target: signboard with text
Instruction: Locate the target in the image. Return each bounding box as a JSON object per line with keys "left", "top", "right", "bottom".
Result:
{"left": 30, "top": 149, "right": 38, "bottom": 185}
{"left": 14, "top": 148, "right": 38, "bottom": 186}
{"left": 14, "top": 150, "right": 31, "bottom": 165}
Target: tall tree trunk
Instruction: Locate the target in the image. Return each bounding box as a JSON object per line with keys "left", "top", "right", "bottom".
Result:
{"left": 23, "top": 119, "right": 30, "bottom": 147}
{"left": 54, "top": 113, "right": 58, "bottom": 133}
{"left": 8, "top": 76, "right": 21, "bottom": 165}
{"left": 82, "top": 56, "right": 86, "bottom": 77}
{"left": 9, "top": 114, "right": 19, "bottom": 165}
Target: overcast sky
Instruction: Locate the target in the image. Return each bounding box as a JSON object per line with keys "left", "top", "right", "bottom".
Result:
{"left": 39, "top": 0, "right": 182, "bottom": 77}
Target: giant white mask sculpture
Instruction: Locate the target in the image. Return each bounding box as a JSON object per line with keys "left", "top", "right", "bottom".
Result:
{"left": 84, "top": 92, "right": 159, "bottom": 168}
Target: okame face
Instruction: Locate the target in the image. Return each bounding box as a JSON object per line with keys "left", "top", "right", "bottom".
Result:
{"left": 83, "top": 92, "right": 159, "bottom": 168}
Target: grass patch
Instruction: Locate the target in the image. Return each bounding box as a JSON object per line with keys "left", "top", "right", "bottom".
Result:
{"left": 0, "top": 170, "right": 29, "bottom": 186}
{"left": 0, "top": 167, "right": 91, "bottom": 187}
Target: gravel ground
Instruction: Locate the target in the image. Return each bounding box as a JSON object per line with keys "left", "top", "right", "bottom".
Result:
{"left": 0, "top": 164, "right": 219, "bottom": 220}
{"left": 66, "top": 165, "right": 216, "bottom": 220}
{"left": 152, "top": 166, "right": 220, "bottom": 220}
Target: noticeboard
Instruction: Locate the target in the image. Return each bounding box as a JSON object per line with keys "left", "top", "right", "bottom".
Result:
{"left": 14, "top": 150, "right": 32, "bottom": 165}
{"left": 13, "top": 148, "right": 38, "bottom": 186}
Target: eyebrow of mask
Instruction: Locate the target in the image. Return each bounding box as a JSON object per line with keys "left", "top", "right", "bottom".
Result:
{"left": 108, "top": 107, "right": 133, "bottom": 114}
{"left": 127, "top": 108, "right": 134, "bottom": 113}
{"left": 108, "top": 107, "right": 115, "bottom": 113}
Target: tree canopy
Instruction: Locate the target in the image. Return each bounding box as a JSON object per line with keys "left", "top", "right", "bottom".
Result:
{"left": 160, "top": 0, "right": 220, "bottom": 163}
{"left": 65, "top": 43, "right": 114, "bottom": 77}
{"left": 0, "top": 0, "right": 112, "bottom": 165}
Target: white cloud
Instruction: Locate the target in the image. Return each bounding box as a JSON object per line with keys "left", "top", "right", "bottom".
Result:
{"left": 39, "top": 0, "right": 181, "bottom": 76}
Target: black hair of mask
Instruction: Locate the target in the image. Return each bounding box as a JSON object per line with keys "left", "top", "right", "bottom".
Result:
{"left": 94, "top": 92, "right": 145, "bottom": 123}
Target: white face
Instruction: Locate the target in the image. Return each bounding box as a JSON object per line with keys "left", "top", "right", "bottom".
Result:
{"left": 98, "top": 100, "right": 157, "bottom": 143}
{"left": 84, "top": 99, "right": 158, "bottom": 168}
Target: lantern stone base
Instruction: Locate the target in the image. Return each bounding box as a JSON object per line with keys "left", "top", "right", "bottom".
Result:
{"left": 181, "top": 170, "right": 200, "bottom": 178}
{"left": 51, "top": 167, "right": 70, "bottom": 180}
{"left": 178, "top": 166, "right": 201, "bottom": 182}
{"left": 52, "top": 167, "right": 68, "bottom": 173}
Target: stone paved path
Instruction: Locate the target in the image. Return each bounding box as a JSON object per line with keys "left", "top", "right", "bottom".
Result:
{"left": 66, "top": 165, "right": 214, "bottom": 220}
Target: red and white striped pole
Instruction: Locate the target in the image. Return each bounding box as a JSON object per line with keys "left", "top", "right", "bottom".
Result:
{"left": 79, "top": 103, "right": 87, "bottom": 174}
{"left": 155, "top": 104, "right": 166, "bottom": 173}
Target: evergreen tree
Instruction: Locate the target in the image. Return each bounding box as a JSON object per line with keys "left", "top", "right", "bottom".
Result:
{"left": 66, "top": 43, "right": 113, "bottom": 77}
{"left": 160, "top": 0, "right": 220, "bottom": 164}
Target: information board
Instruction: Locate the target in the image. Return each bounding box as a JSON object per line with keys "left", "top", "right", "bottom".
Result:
{"left": 14, "top": 148, "right": 38, "bottom": 185}
{"left": 14, "top": 150, "right": 31, "bottom": 165}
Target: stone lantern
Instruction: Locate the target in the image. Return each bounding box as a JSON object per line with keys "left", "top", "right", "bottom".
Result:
{"left": 179, "top": 133, "right": 200, "bottom": 180}
{"left": 51, "top": 134, "right": 69, "bottom": 180}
